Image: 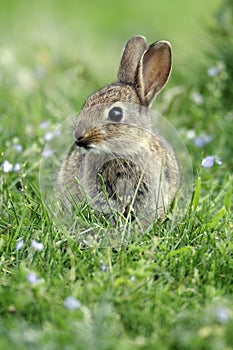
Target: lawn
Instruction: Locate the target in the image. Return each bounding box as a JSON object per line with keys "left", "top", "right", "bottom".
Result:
{"left": 0, "top": 0, "right": 233, "bottom": 349}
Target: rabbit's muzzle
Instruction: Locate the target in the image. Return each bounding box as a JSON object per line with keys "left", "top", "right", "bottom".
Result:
{"left": 75, "top": 128, "right": 105, "bottom": 149}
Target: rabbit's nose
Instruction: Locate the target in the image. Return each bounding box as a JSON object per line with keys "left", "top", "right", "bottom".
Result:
{"left": 74, "top": 129, "right": 83, "bottom": 141}
{"left": 74, "top": 130, "right": 92, "bottom": 149}
{"left": 75, "top": 136, "right": 89, "bottom": 148}
{"left": 74, "top": 131, "right": 88, "bottom": 146}
{"left": 74, "top": 129, "right": 88, "bottom": 148}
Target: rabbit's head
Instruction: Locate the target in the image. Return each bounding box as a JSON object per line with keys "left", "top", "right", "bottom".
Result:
{"left": 74, "top": 36, "right": 172, "bottom": 154}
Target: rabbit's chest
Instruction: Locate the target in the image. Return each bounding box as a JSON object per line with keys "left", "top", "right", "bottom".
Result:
{"left": 96, "top": 158, "right": 149, "bottom": 201}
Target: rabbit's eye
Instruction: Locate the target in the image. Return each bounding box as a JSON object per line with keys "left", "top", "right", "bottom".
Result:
{"left": 108, "top": 107, "right": 123, "bottom": 122}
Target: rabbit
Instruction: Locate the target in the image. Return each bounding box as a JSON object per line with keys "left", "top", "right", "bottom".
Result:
{"left": 58, "top": 35, "right": 180, "bottom": 224}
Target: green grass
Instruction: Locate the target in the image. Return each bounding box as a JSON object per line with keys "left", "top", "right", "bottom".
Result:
{"left": 0, "top": 0, "right": 233, "bottom": 349}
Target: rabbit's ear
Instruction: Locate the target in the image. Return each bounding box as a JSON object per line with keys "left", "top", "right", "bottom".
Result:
{"left": 117, "top": 36, "right": 147, "bottom": 85}
{"left": 136, "top": 41, "right": 172, "bottom": 105}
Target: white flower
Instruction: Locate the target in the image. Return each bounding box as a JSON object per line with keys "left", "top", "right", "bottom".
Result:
{"left": 31, "top": 240, "right": 43, "bottom": 251}
{"left": 1, "top": 160, "right": 13, "bottom": 172}
{"left": 186, "top": 129, "right": 196, "bottom": 140}
{"left": 15, "top": 238, "right": 24, "bottom": 251}
{"left": 214, "top": 156, "right": 222, "bottom": 165}
{"left": 14, "top": 163, "right": 21, "bottom": 172}
{"left": 207, "top": 66, "right": 221, "bottom": 77}
{"left": 64, "top": 296, "right": 81, "bottom": 311}
{"left": 191, "top": 91, "right": 204, "bottom": 105}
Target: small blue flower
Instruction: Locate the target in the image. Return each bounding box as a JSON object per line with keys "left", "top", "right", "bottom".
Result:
{"left": 1, "top": 160, "right": 21, "bottom": 173}
{"left": 43, "top": 131, "right": 54, "bottom": 142}
{"left": 64, "top": 296, "right": 81, "bottom": 311}
{"left": 41, "top": 148, "right": 53, "bottom": 158}
{"left": 215, "top": 307, "right": 230, "bottom": 324}
{"left": 13, "top": 144, "right": 23, "bottom": 152}
{"left": 31, "top": 240, "right": 43, "bottom": 251}
{"left": 27, "top": 272, "right": 39, "bottom": 285}
{"left": 43, "top": 129, "right": 61, "bottom": 142}
{"left": 194, "top": 135, "right": 212, "bottom": 148}
{"left": 100, "top": 264, "right": 108, "bottom": 272}
{"left": 13, "top": 163, "right": 21, "bottom": 172}
{"left": 202, "top": 155, "right": 222, "bottom": 168}
{"left": 202, "top": 156, "right": 215, "bottom": 168}
{"left": 15, "top": 238, "right": 24, "bottom": 251}
{"left": 207, "top": 66, "right": 221, "bottom": 77}
{"left": 39, "top": 120, "right": 50, "bottom": 129}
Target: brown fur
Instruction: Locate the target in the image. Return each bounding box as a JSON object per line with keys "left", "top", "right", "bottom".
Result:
{"left": 58, "top": 36, "right": 180, "bottom": 226}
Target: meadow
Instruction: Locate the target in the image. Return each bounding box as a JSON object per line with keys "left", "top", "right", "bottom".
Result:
{"left": 0, "top": 0, "right": 233, "bottom": 349}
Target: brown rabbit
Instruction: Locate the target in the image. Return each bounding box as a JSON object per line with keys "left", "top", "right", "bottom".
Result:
{"left": 58, "top": 36, "right": 180, "bottom": 224}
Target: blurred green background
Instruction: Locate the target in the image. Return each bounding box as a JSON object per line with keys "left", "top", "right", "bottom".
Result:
{"left": 0, "top": 0, "right": 221, "bottom": 83}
